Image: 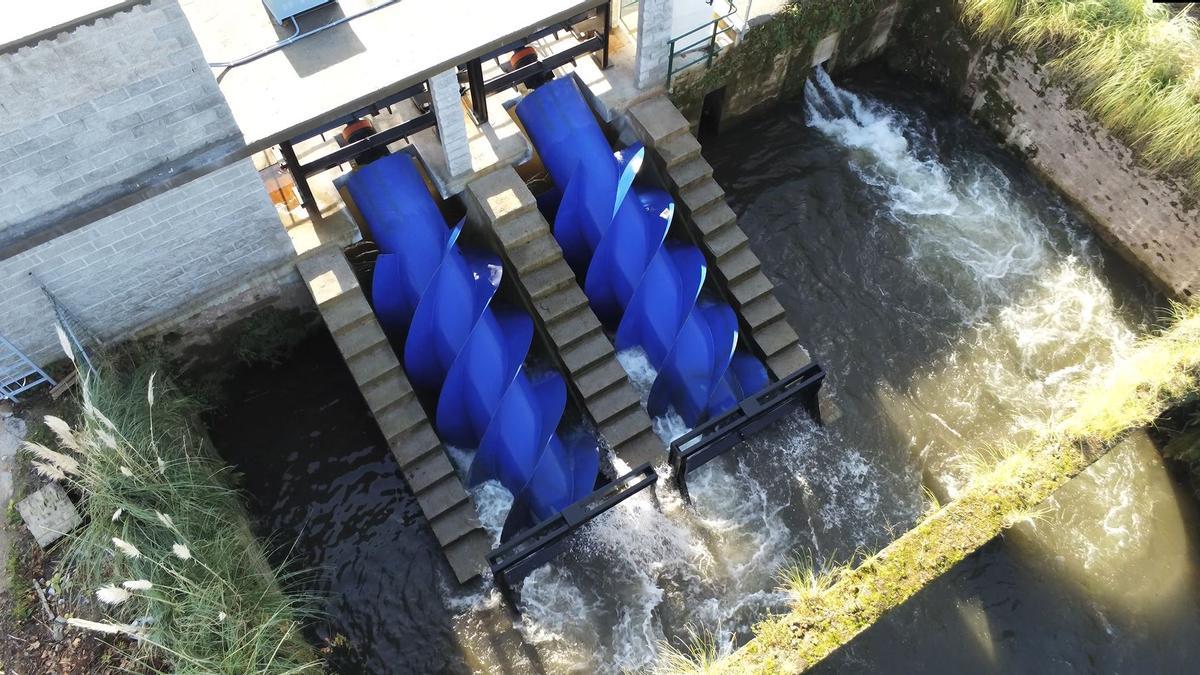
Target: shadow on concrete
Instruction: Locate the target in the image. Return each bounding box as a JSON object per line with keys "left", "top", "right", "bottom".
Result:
{"left": 275, "top": 4, "right": 366, "bottom": 79}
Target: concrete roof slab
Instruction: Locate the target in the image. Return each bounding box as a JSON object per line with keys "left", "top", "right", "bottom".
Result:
{"left": 181, "top": 0, "right": 601, "bottom": 151}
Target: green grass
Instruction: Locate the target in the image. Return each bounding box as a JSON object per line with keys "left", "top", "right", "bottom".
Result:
{"left": 700, "top": 302, "right": 1200, "bottom": 673}
{"left": 962, "top": 0, "right": 1200, "bottom": 192}
{"left": 6, "top": 549, "right": 34, "bottom": 623}
{"left": 652, "top": 627, "right": 728, "bottom": 674}
{"left": 26, "top": 364, "right": 320, "bottom": 674}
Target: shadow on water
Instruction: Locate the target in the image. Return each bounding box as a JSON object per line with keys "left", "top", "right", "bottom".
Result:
{"left": 816, "top": 435, "right": 1200, "bottom": 674}
{"left": 704, "top": 63, "right": 1199, "bottom": 672}
{"left": 205, "top": 330, "right": 469, "bottom": 674}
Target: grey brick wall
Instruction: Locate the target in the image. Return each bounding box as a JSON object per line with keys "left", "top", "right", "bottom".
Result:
{"left": 0, "top": 159, "right": 294, "bottom": 365}
{"left": 428, "top": 68, "right": 472, "bottom": 177}
{"left": 635, "top": 0, "right": 672, "bottom": 89}
{"left": 0, "top": 0, "right": 237, "bottom": 238}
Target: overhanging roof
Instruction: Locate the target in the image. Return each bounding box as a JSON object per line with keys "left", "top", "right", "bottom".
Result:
{"left": 181, "top": 0, "right": 602, "bottom": 153}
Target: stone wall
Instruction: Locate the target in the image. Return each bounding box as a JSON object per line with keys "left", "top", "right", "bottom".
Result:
{"left": 888, "top": 0, "right": 1200, "bottom": 299}
{"left": 0, "top": 159, "right": 297, "bottom": 365}
{"left": 0, "top": 1, "right": 300, "bottom": 370}
{"left": 0, "top": 0, "right": 240, "bottom": 253}
{"left": 668, "top": 2, "right": 901, "bottom": 132}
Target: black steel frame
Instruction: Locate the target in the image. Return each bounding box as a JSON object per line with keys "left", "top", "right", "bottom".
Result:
{"left": 669, "top": 362, "right": 826, "bottom": 501}
{"left": 486, "top": 364, "right": 824, "bottom": 611}
{"left": 488, "top": 462, "right": 657, "bottom": 606}
{"left": 279, "top": 83, "right": 436, "bottom": 212}
{"left": 464, "top": 2, "right": 612, "bottom": 124}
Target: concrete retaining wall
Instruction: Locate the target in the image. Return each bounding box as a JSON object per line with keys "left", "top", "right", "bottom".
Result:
{"left": 887, "top": 0, "right": 1199, "bottom": 299}
{"left": 0, "top": 0, "right": 298, "bottom": 368}
{"left": 0, "top": 159, "right": 295, "bottom": 365}
{"left": 668, "top": 2, "right": 901, "bottom": 132}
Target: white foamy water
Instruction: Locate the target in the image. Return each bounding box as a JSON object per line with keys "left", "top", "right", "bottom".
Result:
{"left": 446, "top": 69, "right": 1160, "bottom": 674}
{"left": 804, "top": 65, "right": 1146, "bottom": 495}
{"left": 442, "top": 341, "right": 905, "bottom": 673}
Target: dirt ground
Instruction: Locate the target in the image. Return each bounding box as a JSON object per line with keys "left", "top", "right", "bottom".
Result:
{"left": 1, "top": 396, "right": 146, "bottom": 675}
{"left": 0, "top": 514, "right": 147, "bottom": 674}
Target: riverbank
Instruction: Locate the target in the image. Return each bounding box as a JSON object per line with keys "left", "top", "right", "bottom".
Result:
{"left": 887, "top": 0, "right": 1199, "bottom": 299}
{"left": 707, "top": 303, "right": 1200, "bottom": 672}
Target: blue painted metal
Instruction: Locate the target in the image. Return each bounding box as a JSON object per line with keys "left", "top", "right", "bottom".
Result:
{"left": 345, "top": 154, "right": 599, "bottom": 539}
{"left": 516, "top": 76, "right": 770, "bottom": 427}
{"left": 0, "top": 335, "right": 55, "bottom": 402}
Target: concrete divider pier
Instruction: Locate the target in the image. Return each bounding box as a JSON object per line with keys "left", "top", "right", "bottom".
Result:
{"left": 297, "top": 248, "right": 491, "bottom": 582}
{"left": 626, "top": 96, "right": 813, "bottom": 381}
{"left": 464, "top": 169, "right": 663, "bottom": 470}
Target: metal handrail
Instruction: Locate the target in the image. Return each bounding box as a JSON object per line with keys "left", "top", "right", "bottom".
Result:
{"left": 665, "top": 7, "right": 738, "bottom": 87}
{"left": 0, "top": 335, "right": 56, "bottom": 402}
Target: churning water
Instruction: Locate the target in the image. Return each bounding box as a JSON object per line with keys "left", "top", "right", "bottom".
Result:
{"left": 711, "top": 65, "right": 1199, "bottom": 672}
{"left": 212, "top": 65, "right": 1199, "bottom": 674}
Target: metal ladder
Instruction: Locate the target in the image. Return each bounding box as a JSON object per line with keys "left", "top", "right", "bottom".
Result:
{"left": 0, "top": 335, "right": 55, "bottom": 402}
{"left": 1, "top": 279, "right": 97, "bottom": 402}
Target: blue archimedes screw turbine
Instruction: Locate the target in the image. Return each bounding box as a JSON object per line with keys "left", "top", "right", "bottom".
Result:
{"left": 345, "top": 154, "right": 599, "bottom": 540}
{"left": 516, "top": 76, "right": 770, "bottom": 428}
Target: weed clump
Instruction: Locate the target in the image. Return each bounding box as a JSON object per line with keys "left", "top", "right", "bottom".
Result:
{"left": 26, "top": 360, "right": 319, "bottom": 673}
{"left": 962, "top": 0, "right": 1200, "bottom": 191}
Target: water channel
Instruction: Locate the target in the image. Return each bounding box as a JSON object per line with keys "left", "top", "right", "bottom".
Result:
{"left": 208, "top": 64, "right": 1200, "bottom": 673}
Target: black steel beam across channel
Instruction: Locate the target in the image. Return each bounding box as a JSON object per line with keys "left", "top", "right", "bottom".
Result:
{"left": 488, "top": 462, "right": 658, "bottom": 604}
{"left": 297, "top": 111, "right": 437, "bottom": 177}
{"left": 483, "top": 35, "right": 604, "bottom": 95}
{"left": 286, "top": 82, "right": 428, "bottom": 145}
{"left": 669, "top": 362, "right": 826, "bottom": 500}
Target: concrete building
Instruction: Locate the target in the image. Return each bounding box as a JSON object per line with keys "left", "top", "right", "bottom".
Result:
{"left": 1, "top": 0, "right": 880, "bottom": 579}
{"left": 0, "top": 0, "right": 651, "bottom": 373}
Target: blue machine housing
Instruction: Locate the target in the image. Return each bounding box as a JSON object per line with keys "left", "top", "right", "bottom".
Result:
{"left": 345, "top": 154, "right": 600, "bottom": 540}
{"left": 516, "top": 76, "right": 770, "bottom": 427}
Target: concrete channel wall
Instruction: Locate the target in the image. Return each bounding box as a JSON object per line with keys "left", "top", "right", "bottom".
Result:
{"left": 887, "top": 0, "right": 1200, "bottom": 300}
{"left": 668, "top": 2, "right": 902, "bottom": 132}
{"left": 0, "top": 0, "right": 297, "bottom": 366}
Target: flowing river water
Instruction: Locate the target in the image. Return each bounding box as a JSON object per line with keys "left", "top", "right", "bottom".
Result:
{"left": 208, "top": 65, "right": 1200, "bottom": 673}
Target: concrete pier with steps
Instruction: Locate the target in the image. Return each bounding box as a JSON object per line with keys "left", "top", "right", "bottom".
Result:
{"left": 626, "top": 96, "right": 813, "bottom": 380}
{"left": 463, "top": 168, "right": 663, "bottom": 470}
{"left": 296, "top": 247, "right": 491, "bottom": 582}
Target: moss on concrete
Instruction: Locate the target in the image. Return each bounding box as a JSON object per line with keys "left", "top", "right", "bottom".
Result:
{"left": 690, "top": 303, "right": 1200, "bottom": 673}
{"left": 669, "top": 1, "right": 892, "bottom": 128}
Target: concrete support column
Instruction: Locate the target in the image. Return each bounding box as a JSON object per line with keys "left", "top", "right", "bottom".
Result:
{"left": 635, "top": 0, "right": 672, "bottom": 89}
{"left": 428, "top": 68, "right": 472, "bottom": 177}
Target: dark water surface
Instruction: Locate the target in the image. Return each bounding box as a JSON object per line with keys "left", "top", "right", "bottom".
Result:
{"left": 206, "top": 332, "right": 468, "bottom": 674}
{"left": 706, "top": 65, "right": 1200, "bottom": 673}
{"left": 204, "top": 63, "right": 1200, "bottom": 674}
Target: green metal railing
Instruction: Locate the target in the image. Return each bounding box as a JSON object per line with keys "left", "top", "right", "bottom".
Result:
{"left": 666, "top": 6, "right": 739, "bottom": 88}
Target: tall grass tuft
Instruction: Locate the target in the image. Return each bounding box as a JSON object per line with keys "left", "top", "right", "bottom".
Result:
{"left": 30, "top": 364, "right": 320, "bottom": 673}
{"left": 651, "top": 627, "right": 728, "bottom": 675}
{"left": 962, "top": 0, "right": 1200, "bottom": 192}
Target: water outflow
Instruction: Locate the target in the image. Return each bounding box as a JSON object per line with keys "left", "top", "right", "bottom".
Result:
{"left": 515, "top": 76, "right": 769, "bottom": 427}
{"left": 796, "top": 66, "right": 1149, "bottom": 494}
{"left": 345, "top": 154, "right": 599, "bottom": 537}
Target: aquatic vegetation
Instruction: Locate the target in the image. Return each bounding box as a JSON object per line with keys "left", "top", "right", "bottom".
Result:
{"left": 962, "top": 0, "right": 1200, "bottom": 191}
{"left": 26, "top": 360, "right": 319, "bottom": 673}
{"left": 706, "top": 302, "right": 1200, "bottom": 672}
{"left": 776, "top": 552, "right": 853, "bottom": 604}
{"left": 652, "top": 627, "right": 729, "bottom": 674}
{"left": 671, "top": 0, "right": 889, "bottom": 103}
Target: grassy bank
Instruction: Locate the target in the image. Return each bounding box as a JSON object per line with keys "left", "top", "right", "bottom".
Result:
{"left": 668, "top": 303, "right": 1200, "bottom": 673}
{"left": 27, "top": 361, "right": 319, "bottom": 673}
{"left": 962, "top": 0, "right": 1200, "bottom": 191}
